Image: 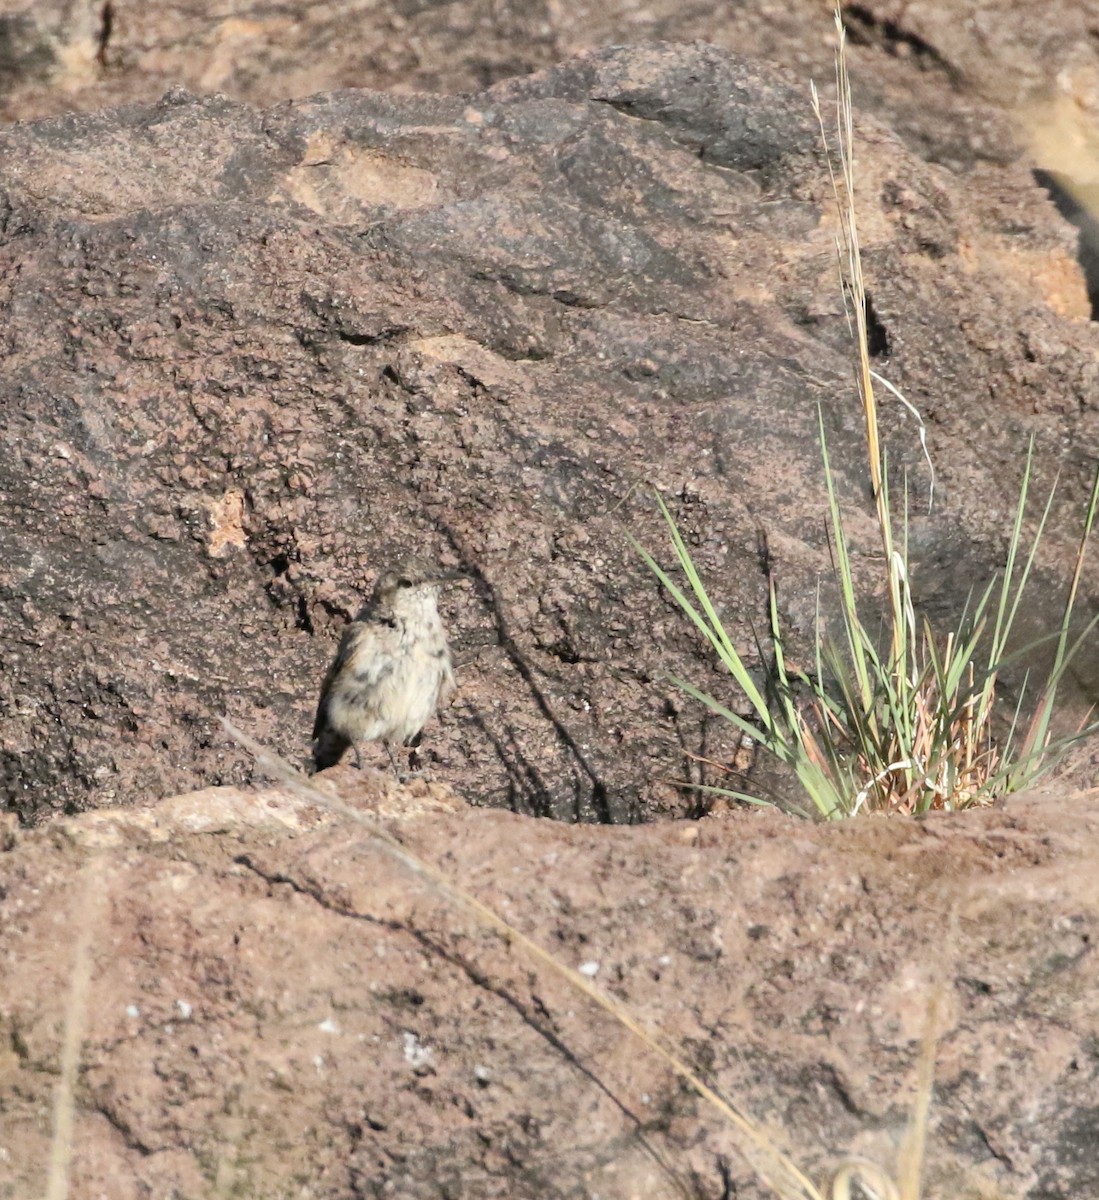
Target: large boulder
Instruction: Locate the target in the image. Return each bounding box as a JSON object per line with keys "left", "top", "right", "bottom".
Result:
{"left": 1, "top": 43, "right": 1096, "bottom": 822}
{"left": 1, "top": 778, "right": 1096, "bottom": 1197}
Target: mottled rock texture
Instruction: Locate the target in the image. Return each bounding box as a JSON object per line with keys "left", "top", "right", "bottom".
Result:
{"left": 1, "top": 39, "right": 1097, "bottom": 823}
{"left": 2, "top": 779, "right": 1098, "bottom": 1198}
{"left": 2, "top": 4, "right": 1099, "bottom": 1198}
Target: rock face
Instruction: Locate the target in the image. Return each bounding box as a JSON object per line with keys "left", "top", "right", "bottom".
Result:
{"left": 1, "top": 779, "right": 1098, "bottom": 1199}
{"left": 1, "top": 40, "right": 1097, "bottom": 824}
{"left": 2, "top": 2, "right": 1098, "bottom": 173}
{"left": 2, "top": 6, "right": 1099, "bottom": 1200}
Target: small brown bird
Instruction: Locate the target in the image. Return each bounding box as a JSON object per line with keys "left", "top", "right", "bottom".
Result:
{"left": 312, "top": 562, "right": 456, "bottom": 774}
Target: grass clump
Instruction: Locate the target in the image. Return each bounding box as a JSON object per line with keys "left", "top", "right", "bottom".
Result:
{"left": 633, "top": 11, "right": 1099, "bottom": 819}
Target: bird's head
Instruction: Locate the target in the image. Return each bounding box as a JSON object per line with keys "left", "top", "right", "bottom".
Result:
{"left": 372, "top": 559, "right": 461, "bottom": 615}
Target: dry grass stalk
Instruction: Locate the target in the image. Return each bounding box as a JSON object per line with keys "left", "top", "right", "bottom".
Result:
{"left": 44, "top": 857, "right": 105, "bottom": 1200}
{"left": 222, "top": 718, "right": 824, "bottom": 1200}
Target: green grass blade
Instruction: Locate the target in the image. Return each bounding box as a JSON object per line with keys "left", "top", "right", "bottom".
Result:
{"left": 666, "top": 676, "right": 784, "bottom": 755}
{"left": 628, "top": 530, "right": 776, "bottom": 733}
{"left": 1016, "top": 463, "right": 1099, "bottom": 776}
{"left": 818, "top": 409, "right": 876, "bottom": 714}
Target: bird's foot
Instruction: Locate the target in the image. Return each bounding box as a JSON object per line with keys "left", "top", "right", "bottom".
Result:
{"left": 383, "top": 742, "right": 404, "bottom": 782}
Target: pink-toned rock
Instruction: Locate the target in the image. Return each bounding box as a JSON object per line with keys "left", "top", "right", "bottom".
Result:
{"left": 2, "top": 10, "right": 1099, "bottom": 1197}
{"left": 0, "top": 39, "right": 1096, "bottom": 824}
{"left": 2, "top": 779, "right": 1098, "bottom": 1197}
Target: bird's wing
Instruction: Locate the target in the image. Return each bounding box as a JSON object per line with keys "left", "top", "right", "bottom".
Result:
{"left": 312, "top": 619, "right": 398, "bottom": 740}
{"left": 437, "top": 653, "right": 456, "bottom": 708}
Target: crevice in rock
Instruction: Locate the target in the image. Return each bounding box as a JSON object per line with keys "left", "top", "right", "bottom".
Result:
{"left": 261, "top": 549, "right": 322, "bottom": 636}
{"left": 89, "top": 1096, "right": 156, "bottom": 1157}
{"left": 335, "top": 325, "right": 409, "bottom": 347}
{"left": 814, "top": 1061, "right": 865, "bottom": 1116}
{"left": 235, "top": 853, "right": 349, "bottom": 911}
{"left": 540, "top": 640, "right": 582, "bottom": 665}
{"left": 1033, "top": 168, "right": 1099, "bottom": 320}
{"left": 973, "top": 1119, "right": 1016, "bottom": 1170}
{"left": 295, "top": 593, "right": 314, "bottom": 635}
{"left": 299, "top": 293, "right": 411, "bottom": 346}
{"left": 842, "top": 4, "right": 961, "bottom": 85}
{"left": 314, "top": 595, "right": 356, "bottom": 625}
{"left": 864, "top": 289, "right": 891, "bottom": 358}
{"left": 550, "top": 288, "right": 600, "bottom": 309}
{"left": 95, "top": 2, "right": 114, "bottom": 69}
{"left": 8, "top": 1024, "right": 29, "bottom": 1062}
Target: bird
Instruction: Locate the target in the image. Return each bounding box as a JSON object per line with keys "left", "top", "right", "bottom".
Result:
{"left": 312, "top": 561, "right": 457, "bottom": 775}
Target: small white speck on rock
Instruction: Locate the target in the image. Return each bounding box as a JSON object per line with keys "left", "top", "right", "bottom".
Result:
{"left": 402, "top": 1031, "right": 435, "bottom": 1072}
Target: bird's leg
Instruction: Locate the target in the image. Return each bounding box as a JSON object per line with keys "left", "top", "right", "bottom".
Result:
{"left": 352, "top": 743, "right": 363, "bottom": 770}
{"left": 406, "top": 731, "right": 423, "bottom": 776}
{"left": 383, "top": 741, "right": 403, "bottom": 780}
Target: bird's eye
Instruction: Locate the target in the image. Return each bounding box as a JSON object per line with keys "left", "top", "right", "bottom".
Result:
{"left": 397, "top": 577, "right": 413, "bottom": 589}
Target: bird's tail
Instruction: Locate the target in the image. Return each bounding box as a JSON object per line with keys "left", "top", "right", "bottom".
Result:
{"left": 312, "top": 724, "right": 351, "bottom": 773}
